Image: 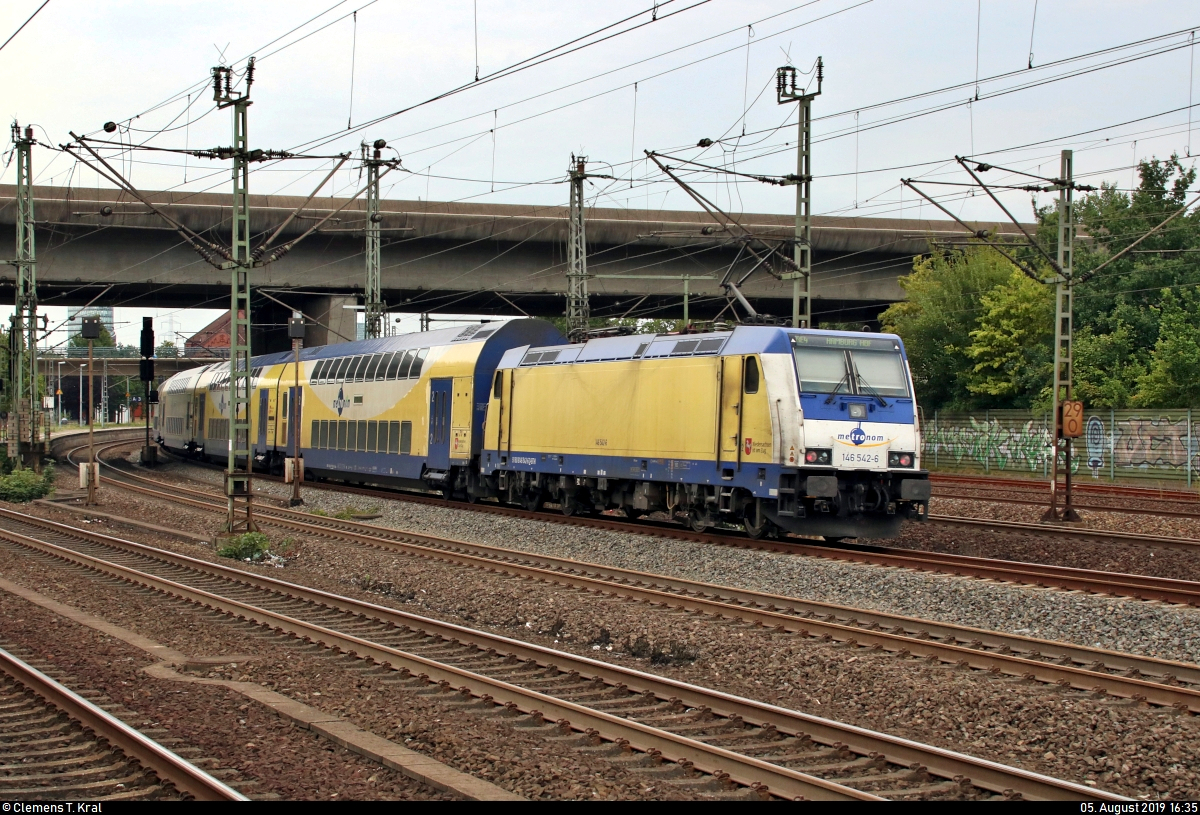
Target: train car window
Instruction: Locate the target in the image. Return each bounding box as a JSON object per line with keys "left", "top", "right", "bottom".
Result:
{"left": 389, "top": 421, "right": 401, "bottom": 453}
{"left": 493, "top": 371, "right": 503, "bottom": 398}
{"left": 743, "top": 356, "right": 760, "bottom": 394}
{"left": 337, "top": 420, "right": 348, "bottom": 450}
{"left": 399, "top": 421, "right": 412, "bottom": 454}
{"left": 363, "top": 354, "right": 383, "bottom": 381}
{"left": 330, "top": 357, "right": 349, "bottom": 382}
{"left": 357, "top": 420, "right": 368, "bottom": 451}
{"left": 319, "top": 420, "right": 329, "bottom": 449}
{"left": 367, "top": 421, "right": 378, "bottom": 452}
{"left": 310, "top": 420, "right": 318, "bottom": 447}
{"left": 347, "top": 356, "right": 365, "bottom": 383}
{"left": 345, "top": 421, "right": 356, "bottom": 451}
{"left": 384, "top": 352, "right": 403, "bottom": 380}
{"left": 394, "top": 350, "right": 414, "bottom": 379}
{"left": 320, "top": 359, "right": 334, "bottom": 383}
{"left": 374, "top": 352, "right": 393, "bottom": 381}
{"left": 409, "top": 349, "right": 429, "bottom": 378}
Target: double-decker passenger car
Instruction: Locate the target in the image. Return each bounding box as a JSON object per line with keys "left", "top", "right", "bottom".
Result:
{"left": 479, "top": 326, "right": 930, "bottom": 539}
{"left": 155, "top": 319, "right": 565, "bottom": 492}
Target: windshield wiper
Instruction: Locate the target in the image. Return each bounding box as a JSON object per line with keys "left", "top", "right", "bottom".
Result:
{"left": 823, "top": 368, "right": 853, "bottom": 404}
{"left": 852, "top": 363, "right": 889, "bottom": 408}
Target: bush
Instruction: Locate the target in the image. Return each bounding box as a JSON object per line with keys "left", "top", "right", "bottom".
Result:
{"left": 217, "top": 531, "right": 271, "bottom": 561}
{"left": 0, "top": 467, "right": 54, "bottom": 502}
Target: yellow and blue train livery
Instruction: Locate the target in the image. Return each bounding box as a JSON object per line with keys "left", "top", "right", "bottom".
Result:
{"left": 156, "top": 319, "right": 564, "bottom": 492}
{"left": 480, "top": 326, "right": 930, "bottom": 540}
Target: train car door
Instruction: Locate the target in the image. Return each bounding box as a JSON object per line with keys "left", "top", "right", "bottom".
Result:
{"left": 256, "top": 390, "right": 268, "bottom": 452}
{"left": 718, "top": 355, "right": 744, "bottom": 469}
{"left": 428, "top": 378, "right": 452, "bottom": 469}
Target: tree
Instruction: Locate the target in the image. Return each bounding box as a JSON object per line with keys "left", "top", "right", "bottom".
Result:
{"left": 964, "top": 269, "right": 1053, "bottom": 408}
{"left": 156, "top": 340, "right": 179, "bottom": 358}
{"left": 879, "top": 245, "right": 1016, "bottom": 411}
{"left": 1071, "top": 323, "right": 1142, "bottom": 409}
{"left": 1133, "top": 288, "right": 1200, "bottom": 408}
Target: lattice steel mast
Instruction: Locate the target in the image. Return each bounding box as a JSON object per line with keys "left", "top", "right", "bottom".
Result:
{"left": 363, "top": 139, "right": 385, "bottom": 339}
{"left": 213, "top": 60, "right": 258, "bottom": 533}
{"left": 776, "top": 57, "right": 822, "bottom": 329}
{"left": 8, "top": 122, "right": 43, "bottom": 470}
{"left": 566, "top": 155, "right": 590, "bottom": 343}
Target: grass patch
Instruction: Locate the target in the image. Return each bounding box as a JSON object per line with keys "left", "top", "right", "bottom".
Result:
{"left": 216, "top": 531, "right": 271, "bottom": 561}
{"left": 0, "top": 466, "right": 55, "bottom": 502}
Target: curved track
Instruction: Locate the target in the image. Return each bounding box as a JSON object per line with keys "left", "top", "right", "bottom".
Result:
{"left": 0, "top": 644, "right": 246, "bottom": 801}
{"left": 124, "top": 445, "right": 1200, "bottom": 605}
{"left": 73, "top": 444, "right": 1200, "bottom": 714}
{"left": 0, "top": 506, "right": 1123, "bottom": 802}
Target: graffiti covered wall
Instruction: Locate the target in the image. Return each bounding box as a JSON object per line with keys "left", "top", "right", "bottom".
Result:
{"left": 923, "top": 410, "right": 1200, "bottom": 483}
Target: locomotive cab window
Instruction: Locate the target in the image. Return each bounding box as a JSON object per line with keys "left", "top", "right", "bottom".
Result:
{"left": 743, "top": 356, "right": 760, "bottom": 394}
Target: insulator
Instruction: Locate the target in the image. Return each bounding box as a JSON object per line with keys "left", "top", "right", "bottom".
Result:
{"left": 776, "top": 68, "right": 786, "bottom": 96}
{"left": 816, "top": 58, "right": 824, "bottom": 85}
{"left": 245, "top": 57, "right": 256, "bottom": 88}
{"left": 224, "top": 69, "right": 232, "bottom": 97}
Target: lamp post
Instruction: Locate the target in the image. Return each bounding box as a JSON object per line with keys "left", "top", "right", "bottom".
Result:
{"left": 78, "top": 363, "right": 85, "bottom": 428}
{"left": 80, "top": 316, "right": 101, "bottom": 505}
{"left": 56, "top": 361, "right": 63, "bottom": 428}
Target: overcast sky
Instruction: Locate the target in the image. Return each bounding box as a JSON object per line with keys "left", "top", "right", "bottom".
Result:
{"left": 2, "top": 0, "right": 1197, "bottom": 344}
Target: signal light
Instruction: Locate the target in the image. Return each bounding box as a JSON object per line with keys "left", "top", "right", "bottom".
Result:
{"left": 803, "top": 448, "right": 832, "bottom": 465}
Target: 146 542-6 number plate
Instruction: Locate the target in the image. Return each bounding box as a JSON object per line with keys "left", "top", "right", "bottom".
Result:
{"left": 834, "top": 447, "right": 885, "bottom": 469}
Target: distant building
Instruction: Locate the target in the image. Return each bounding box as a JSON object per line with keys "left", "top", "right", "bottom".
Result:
{"left": 68, "top": 306, "right": 114, "bottom": 340}
{"left": 184, "top": 310, "right": 240, "bottom": 357}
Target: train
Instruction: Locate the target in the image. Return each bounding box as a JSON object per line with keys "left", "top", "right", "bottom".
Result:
{"left": 155, "top": 318, "right": 930, "bottom": 540}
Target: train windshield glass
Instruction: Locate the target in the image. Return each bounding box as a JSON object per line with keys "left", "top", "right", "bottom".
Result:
{"left": 792, "top": 344, "right": 910, "bottom": 398}
{"left": 792, "top": 347, "right": 852, "bottom": 394}
{"left": 850, "top": 350, "right": 909, "bottom": 397}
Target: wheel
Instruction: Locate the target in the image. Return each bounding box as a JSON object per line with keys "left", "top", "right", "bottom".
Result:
{"left": 624, "top": 507, "right": 645, "bottom": 521}
{"left": 688, "top": 509, "right": 710, "bottom": 533}
{"left": 522, "top": 491, "right": 543, "bottom": 512}
{"left": 561, "top": 498, "right": 576, "bottom": 517}
{"left": 744, "top": 502, "right": 770, "bottom": 540}
{"left": 465, "top": 490, "right": 478, "bottom": 504}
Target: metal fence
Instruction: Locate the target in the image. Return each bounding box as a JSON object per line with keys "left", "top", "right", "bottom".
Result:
{"left": 924, "top": 409, "right": 1199, "bottom": 486}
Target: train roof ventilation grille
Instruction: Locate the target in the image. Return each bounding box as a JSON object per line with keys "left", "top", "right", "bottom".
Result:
{"left": 694, "top": 338, "right": 725, "bottom": 354}
{"left": 670, "top": 340, "right": 700, "bottom": 356}
{"left": 474, "top": 328, "right": 496, "bottom": 339}
{"left": 453, "top": 325, "right": 485, "bottom": 341}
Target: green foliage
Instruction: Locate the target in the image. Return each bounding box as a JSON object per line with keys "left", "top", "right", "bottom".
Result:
{"left": 1133, "top": 289, "right": 1200, "bottom": 408}
{"left": 156, "top": 340, "right": 179, "bottom": 358}
{"left": 965, "top": 270, "right": 1053, "bottom": 407}
{"left": 0, "top": 466, "right": 55, "bottom": 503}
{"left": 880, "top": 245, "right": 1015, "bottom": 410}
{"left": 216, "top": 531, "right": 271, "bottom": 561}
{"left": 886, "top": 154, "right": 1200, "bottom": 411}
{"left": 547, "top": 317, "right": 685, "bottom": 337}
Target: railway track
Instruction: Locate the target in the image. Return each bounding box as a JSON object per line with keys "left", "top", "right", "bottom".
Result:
{"left": 0, "top": 643, "right": 246, "bottom": 801}
{"left": 931, "top": 473, "right": 1200, "bottom": 504}
{"left": 932, "top": 489, "right": 1200, "bottom": 520}
{"left": 0, "top": 507, "right": 1124, "bottom": 802}
{"left": 80, "top": 460, "right": 1200, "bottom": 714}
{"left": 106, "top": 445, "right": 1200, "bottom": 605}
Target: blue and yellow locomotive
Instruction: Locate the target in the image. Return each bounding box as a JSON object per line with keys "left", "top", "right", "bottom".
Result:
{"left": 157, "top": 319, "right": 929, "bottom": 540}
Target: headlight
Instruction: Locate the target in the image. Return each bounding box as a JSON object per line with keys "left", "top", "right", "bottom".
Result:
{"left": 848, "top": 403, "right": 868, "bottom": 420}
{"left": 888, "top": 451, "right": 915, "bottom": 468}
{"left": 804, "top": 448, "right": 832, "bottom": 465}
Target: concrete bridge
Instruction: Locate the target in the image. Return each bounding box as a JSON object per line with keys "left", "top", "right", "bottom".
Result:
{"left": 0, "top": 184, "right": 1021, "bottom": 353}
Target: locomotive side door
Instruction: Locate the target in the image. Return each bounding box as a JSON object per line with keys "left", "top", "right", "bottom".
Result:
{"left": 718, "top": 355, "right": 744, "bottom": 469}
{"left": 428, "top": 378, "right": 452, "bottom": 470}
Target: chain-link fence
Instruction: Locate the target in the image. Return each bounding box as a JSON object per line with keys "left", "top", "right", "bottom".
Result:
{"left": 923, "top": 409, "right": 1199, "bottom": 486}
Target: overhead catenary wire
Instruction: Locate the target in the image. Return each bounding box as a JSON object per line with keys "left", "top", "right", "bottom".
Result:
{"left": 0, "top": 0, "right": 50, "bottom": 55}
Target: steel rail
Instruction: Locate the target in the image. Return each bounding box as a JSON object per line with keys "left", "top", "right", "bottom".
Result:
{"left": 81, "top": 448, "right": 1200, "bottom": 688}
{"left": 930, "top": 473, "right": 1200, "bottom": 503}
{"left": 928, "top": 514, "right": 1200, "bottom": 552}
{"left": 0, "top": 645, "right": 247, "bottom": 801}
{"left": 0, "top": 512, "right": 1124, "bottom": 802}
{"left": 66, "top": 472, "right": 1200, "bottom": 712}
{"left": 96, "top": 449, "right": 1200, "bottom": 605}
{"left": 933, "top": 489, "right": 1200, "bottom": 520}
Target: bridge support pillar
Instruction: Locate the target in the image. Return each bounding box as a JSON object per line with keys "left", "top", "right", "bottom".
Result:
{"left": 304, "top": 294, "right": 359, "bottom": 347}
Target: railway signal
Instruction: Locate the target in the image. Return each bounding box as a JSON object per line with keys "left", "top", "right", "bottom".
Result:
{"left": 140, "top": 317, "right": 156, "bottom": 466}
{"left": 80, "top": 315, "right": 102, "bottom": 506}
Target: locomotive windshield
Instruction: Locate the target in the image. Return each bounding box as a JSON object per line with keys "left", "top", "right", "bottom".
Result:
{"left": 791, "top": 337, "right": 910, "bottom": 399}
